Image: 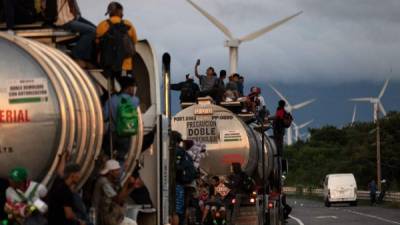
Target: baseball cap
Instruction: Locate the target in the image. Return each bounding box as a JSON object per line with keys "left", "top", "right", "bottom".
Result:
{"left": 9, "top": 167, "right": 28, "bottom": 182}
{"left": 100, "top": 160, "right": 121, "bottom": 175}
{"left": 105, "top": 2, "right": 123, "bottom": 16}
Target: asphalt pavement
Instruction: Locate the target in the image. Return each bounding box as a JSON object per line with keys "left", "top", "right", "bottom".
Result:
{"left": 287, "top": 197, "right": 400, "bottom": 225}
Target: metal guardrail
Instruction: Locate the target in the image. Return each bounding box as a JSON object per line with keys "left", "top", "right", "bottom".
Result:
{"left": 283, "top": 187, "right": 400, "bottom": 203}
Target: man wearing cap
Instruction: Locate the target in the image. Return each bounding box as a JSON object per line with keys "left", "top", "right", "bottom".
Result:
{"left": 92, "top": 159, "right": 138, "bottom": 225}
{"left": 96, "top": 1, "right": 138, "bottom": 79}
{"left": 103, "top": 76, "right": 140, "bottom": 163}
{"left": 4, "top": 167, "right": 47, "bottom": 224}
{"left": 171, "top": 74, "right": 200, "bottom": 103}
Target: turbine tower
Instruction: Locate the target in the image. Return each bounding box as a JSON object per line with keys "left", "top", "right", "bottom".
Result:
{"left": 269, "top": 84, "right": 315, "bottom": 145}
{"left": 351, "top": 104, "right": 357, "bottom": 126}
{"left": 349, "top": 79, "right": 389, "bottom": 122}
{"left": 186, "top": 0, "right": 302, "bottom": 74}
{"left": 293, "top": 120, "right": 313, "bottom": 142}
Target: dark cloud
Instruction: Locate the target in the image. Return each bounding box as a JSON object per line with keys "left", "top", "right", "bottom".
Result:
{"left": 79, "top": 0, "right": 400, "bottom": 83}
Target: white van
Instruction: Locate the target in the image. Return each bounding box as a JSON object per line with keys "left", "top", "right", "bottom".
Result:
{"left": 323, "top": 173, "right": 358, "bottom": 207}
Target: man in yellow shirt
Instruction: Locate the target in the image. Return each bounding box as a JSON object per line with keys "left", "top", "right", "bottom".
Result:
{"left": 96, "top": 1, "right": 138, "bottom": 82}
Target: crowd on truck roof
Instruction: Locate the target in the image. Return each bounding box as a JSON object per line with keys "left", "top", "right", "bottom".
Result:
{"left": 0, "top": 1, "right": 301, "bottom": 225}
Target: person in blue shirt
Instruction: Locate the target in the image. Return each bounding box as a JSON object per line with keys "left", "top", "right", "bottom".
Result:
{"left": 103, "top": 76, "right": 140, "bottom": 163}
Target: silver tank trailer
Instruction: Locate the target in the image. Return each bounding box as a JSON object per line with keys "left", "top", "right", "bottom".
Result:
{"left": 0, "top": 33, "right": 144, "bottom": 187}
{"left": 171, "top": 99, "right": 277, "bottom": 178}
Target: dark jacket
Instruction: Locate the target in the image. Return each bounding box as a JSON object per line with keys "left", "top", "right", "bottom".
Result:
{"left": 171, "top": 79, "right": 200, "bottom": 103}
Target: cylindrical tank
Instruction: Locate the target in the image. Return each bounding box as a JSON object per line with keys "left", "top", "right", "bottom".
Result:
{"left": 0, "top": 33, "right": 143, "bottom": 187}
{"left": 171, "top": 99, "right": 276, "bottom": 178}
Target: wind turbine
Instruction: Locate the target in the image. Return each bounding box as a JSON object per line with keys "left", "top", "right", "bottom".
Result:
{"left": 293, "top": 120, "right": 313, "bottom": 142}
{"left": 349, "top": 79, "right": 389, "bottom": 122}
{"left": 351, "top": 104, "right": 357, "bottom": 126}
{"left": 186, "top": 0, "right": 302, "bottom": 74}
{"left": 269, "top": 84, "right": 316, "bottom": 145}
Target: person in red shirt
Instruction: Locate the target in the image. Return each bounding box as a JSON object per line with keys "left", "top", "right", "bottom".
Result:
{"left": 273, "top": 100, "right": 287, "bottom": 156}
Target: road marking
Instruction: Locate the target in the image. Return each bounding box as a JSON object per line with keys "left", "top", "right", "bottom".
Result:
{"left": 316, "top": 215, "right": 338, "bottom": 219}
{"left": 344, "top": 209, "right": 400, "bottom": 225}
{"left": 289, "top": 215, "right": 305, "bottom": 225}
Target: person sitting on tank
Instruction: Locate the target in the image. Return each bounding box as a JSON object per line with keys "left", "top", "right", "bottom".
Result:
{"left": 103, "top": 76, "right": 140, "bottom": 164}
{"left": 4, "top": 167, "right": 48, "bottom": 225}
{"left": 43, "top": 0, "right": 96, "bottom": 68}
{"left": 47, "top": 151, "right": 92, "bottom": 225}
{"left": 171, "top": 74, "right": 200, "bottom": 103}
{"left": 1, "top": 0, "right": 38, "bottom": 32}
{"left": 194, "top": 59, "right": 218, "bottom": 99}
{"left": 92, "top": 159, "right": 139, "bottom": 225}
{"left": 224, "top": 73, "right": 240, "bottom": 102}
{"left": 244, "top": 86, "right": 267, "bottom": 113}
{"left": 96, "top": 1, "right": 138, "bottom": 88}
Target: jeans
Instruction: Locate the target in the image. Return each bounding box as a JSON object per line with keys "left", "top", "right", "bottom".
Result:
{"left": 2, "top": 0, "right": 36, "bottom": 29}
{"left": 62, "top": 17, "right": 96, "bottom": 61}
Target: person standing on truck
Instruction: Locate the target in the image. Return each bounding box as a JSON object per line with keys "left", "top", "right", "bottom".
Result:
{"left": 272, "top": 100, "right": 292, "bottom": 156}
{"left": 214, "top": 70, "right": 227, "bottom": 104}
{"left": 171, "top": 74, "right": 200, "bottom": 103}
{"left": 44, "top": 0, "right": 96, "bottom": 68}
{"left": 368, "top": 179, "right": 377, "bottom": 205}
{"left": 103, "top": 76, "right": 140, "bottom": 164}
{"left": 96, "top": 1, "right": 138, "bottom": 87}
{"left": 194, "top": 59, "right": 218, "bottom": 99}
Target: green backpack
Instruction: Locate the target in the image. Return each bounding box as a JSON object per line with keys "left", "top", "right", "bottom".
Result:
{"left": 116, "top": 96, "right": 138, "bottom": 136}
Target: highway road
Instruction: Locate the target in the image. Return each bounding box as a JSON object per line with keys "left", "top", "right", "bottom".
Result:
{"left": 237, "top": 197, "right": 400, "bottom": 225}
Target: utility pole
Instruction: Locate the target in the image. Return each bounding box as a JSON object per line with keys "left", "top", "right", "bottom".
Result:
{"left": 376, "top": 105, "right": 382, "bottom": 191}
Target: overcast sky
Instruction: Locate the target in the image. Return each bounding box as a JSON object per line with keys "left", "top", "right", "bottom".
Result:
{"left": 80, "top": 0, "right": 400, "bottom": 83}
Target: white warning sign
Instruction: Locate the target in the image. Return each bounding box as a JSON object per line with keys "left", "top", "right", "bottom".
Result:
{"left": 8, "top": 79, "right": 49, "bottom": 104}
{"left": 221, "top": 130, "right": 242, "bottom": 142}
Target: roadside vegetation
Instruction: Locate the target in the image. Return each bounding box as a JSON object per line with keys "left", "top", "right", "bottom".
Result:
{"left": 285, "top": 111, "right": 400, "bottom": 191}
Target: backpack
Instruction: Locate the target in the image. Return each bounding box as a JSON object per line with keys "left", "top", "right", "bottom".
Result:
{"left": 180, "top": 82, "right": 197, "bottom": 102}
{"left": 99, "top": 20, "right": 136, "bottom": 72}
{"left": 116, "top": 96, "right": 138, "bottom": 136}
{"left": 283, "top": 111, "right": 293, "bottom": 128}
{"left": 176, "top": 148, "right": 198, "bottom": 184}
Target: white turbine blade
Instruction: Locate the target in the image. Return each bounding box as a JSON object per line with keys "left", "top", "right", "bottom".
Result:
{"left": 292, "top": 121, "right": 298, "bottom": 128}
{"left": 379, "top": 101, "right": 387, "bottom": 116}
{"left": 349, "top": 97, "right": 373, "bottom": 102}
{"left": 239, "top": 11, "right": 303, "bottom": 42}
{"left": 298, "top": 120, "right": 313, "bottom": 129}
{"left": 351, "top": 105, "right": 357, "bottom": 124}
{"left": 378, "top": 79, "right": 390, "bottom": 99}
{"left": 186, "top": 0, "right": 234, "bottom": 39}
{"left": 292, "top": 99, "right": 316, "bottom": 110}
{"left": 269, "top": 83, "right": 290, "bottom": 106}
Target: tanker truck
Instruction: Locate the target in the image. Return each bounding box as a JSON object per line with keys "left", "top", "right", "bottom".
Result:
{"left": 0, "top": 29, "right": 163, "bottom": 224}
{"left": 171, "top": 97, "right": 284, "bottom": 225}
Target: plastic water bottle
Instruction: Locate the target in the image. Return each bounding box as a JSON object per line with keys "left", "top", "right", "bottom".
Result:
{"left": 89, "top": 207, "right": 96, "bottom": 225}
